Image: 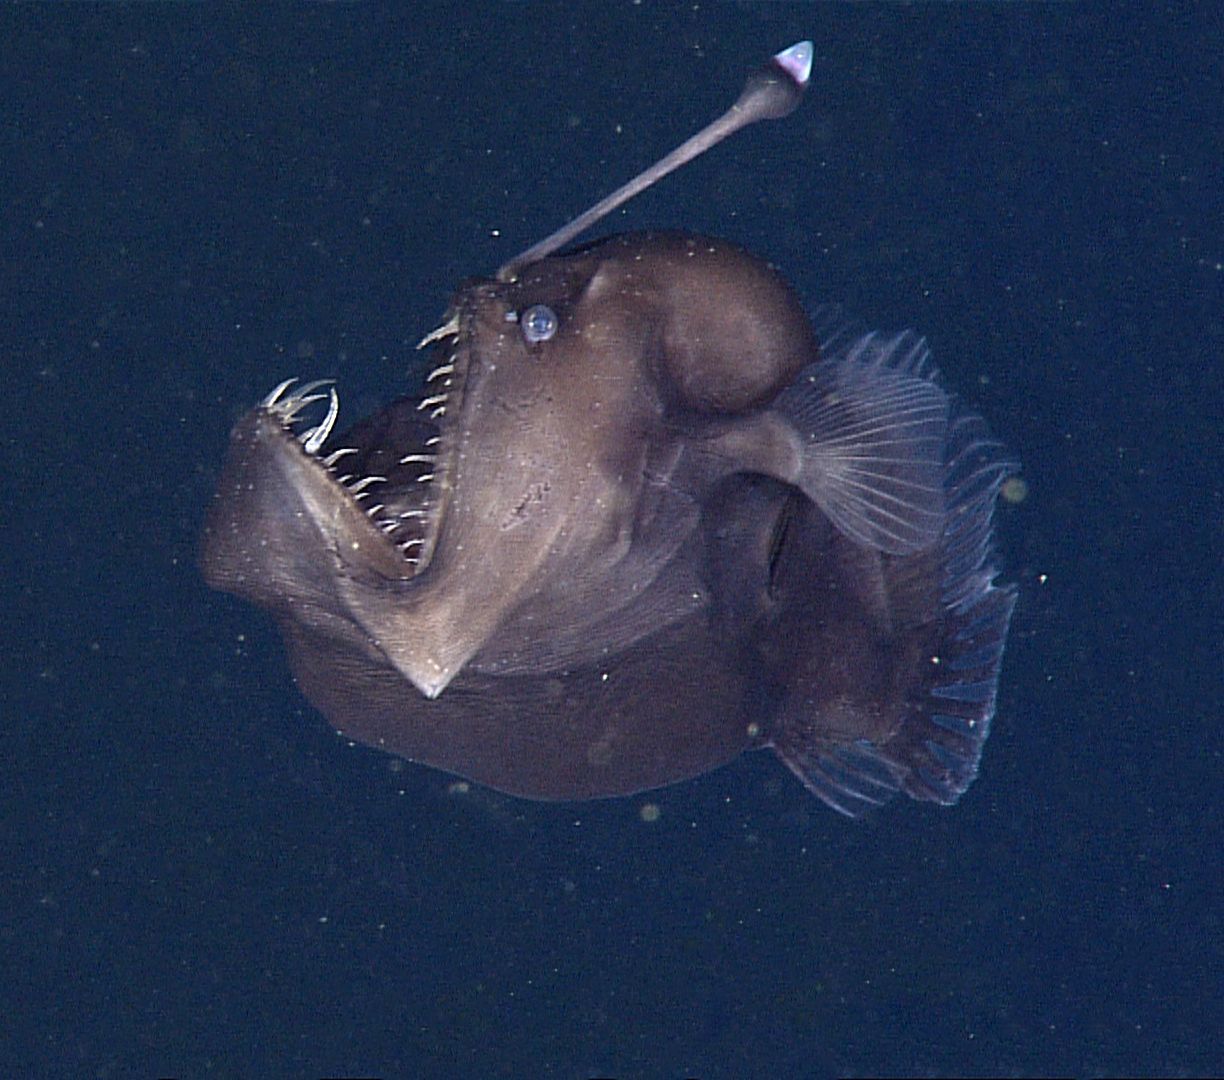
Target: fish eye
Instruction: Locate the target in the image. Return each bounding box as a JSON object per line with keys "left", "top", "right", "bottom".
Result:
{"left": 519, "top": 304, "right": 558, "bottom": 344}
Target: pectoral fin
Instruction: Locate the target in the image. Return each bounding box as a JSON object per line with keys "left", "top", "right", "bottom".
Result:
{"left": 773, "top": 330, "right": 949, "bottom": 555}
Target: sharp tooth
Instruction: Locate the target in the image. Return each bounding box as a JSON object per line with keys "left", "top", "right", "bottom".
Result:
{"left": 288, "top": 393, "right": 328, "bottom": 416}
{"left": 347, "top": 475, "right": 386, "bottom": 495}
{"left": 323, "top": 447, "right": 359, "bottom": 467}
{"left": 263, "top": 378, "right": 298, "bottom": 408}
{"left": 292, "top": 379, "right": 334, "bottom": 399}
{"left": 399, "top": 453, "right": 437, "bottom": 465}
{"left": 426, "top": 363, "right": 454, "bottom": 383}
{"left": 282, "top": 381, "right": 333, "bottom": 417}
{"left": 267, "top": 378, "right": 336, "bottom": 425}
{"left": 418, "top": 393, "right": 448, "bottom": 412}
{"left": 416, "top": 474, "right": 435, "bottom": 484}
{"left": 366, "top": 504, "right": 385, "bottom": 516}
{"left": 302, "top": 387, "right": 340, "bottom": 454}
{"left": 416, "top": 313, "right": 461, "bottom": 349}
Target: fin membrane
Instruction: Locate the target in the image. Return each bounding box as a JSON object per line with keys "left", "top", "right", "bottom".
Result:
{"left": 775, "top": 330, "right": 948, "bottom": 556}
{"left": 772, "top": 325, "right": 1017, "bottom": 816}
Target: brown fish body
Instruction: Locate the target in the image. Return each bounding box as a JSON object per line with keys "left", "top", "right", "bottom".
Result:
{"left": 202, "top": 231, "right": 1015, "bottom": 814}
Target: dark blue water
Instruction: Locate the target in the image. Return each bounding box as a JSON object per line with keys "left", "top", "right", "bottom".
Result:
{"left": 3, "top": 4, "right": 1218, "bottom": 1077}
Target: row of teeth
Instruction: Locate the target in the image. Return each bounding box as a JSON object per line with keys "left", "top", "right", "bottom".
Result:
{"left": 262, "top": 378, "right": 340, "bottom": 454}
{"left": 261, "top": 376, "right": 445, "bottom": 564}
{"left": 258, "top": 315, "right": 464, "bottom": 564}
{"left": 414, "top": 311, "right": 461, "bottom": 420}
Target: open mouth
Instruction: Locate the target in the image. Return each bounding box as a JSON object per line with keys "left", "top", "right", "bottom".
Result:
{"left": 255, "top": 309, "right": 470, "bottom": 578}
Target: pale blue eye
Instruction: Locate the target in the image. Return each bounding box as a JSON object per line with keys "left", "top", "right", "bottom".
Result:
{"left": 520, "top": 305, "right": 558, "bottom": 344}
